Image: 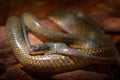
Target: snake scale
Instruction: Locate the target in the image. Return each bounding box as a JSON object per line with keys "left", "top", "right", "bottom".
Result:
{"left": 6, "top": 9, "right": 119, "bottom": 79}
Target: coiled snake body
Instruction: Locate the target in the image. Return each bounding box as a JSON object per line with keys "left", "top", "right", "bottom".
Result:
{"left": 6, "top": 10, "right": 119, "bottom": 79}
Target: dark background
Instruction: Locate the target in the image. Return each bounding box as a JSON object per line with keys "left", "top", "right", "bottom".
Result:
{"left": 0, "top": 0, "right": 120, "bottom": 25}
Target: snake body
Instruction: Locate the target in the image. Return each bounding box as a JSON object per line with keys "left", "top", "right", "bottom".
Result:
{"left": 6, "top": 10, "right": 119, "bottom": 79}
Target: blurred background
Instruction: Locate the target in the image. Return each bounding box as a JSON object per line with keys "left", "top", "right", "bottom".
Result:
{"left": 0, "top": 0, "right": 120, "bottom": 25}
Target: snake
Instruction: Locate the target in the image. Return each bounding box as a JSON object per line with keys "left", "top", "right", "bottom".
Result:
{"left": 6, "top": 9, "right": 119, "bottom": 79}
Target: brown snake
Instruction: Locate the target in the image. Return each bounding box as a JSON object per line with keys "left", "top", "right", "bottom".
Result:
{"left": 6, "top": 10, "right": 119, "bottom": 79}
